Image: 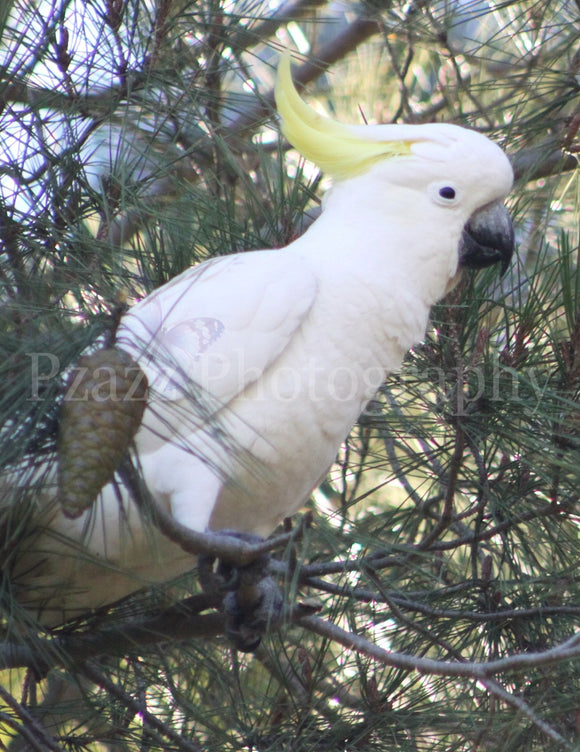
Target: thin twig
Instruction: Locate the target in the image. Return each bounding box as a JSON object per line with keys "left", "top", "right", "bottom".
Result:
{"left": 0, "top": 686, "right": 64, "bottom": 752}
{"left": 365, "top": 573, "right": 573, "bottom": 748}
{"left": 79, "top": 662, "right": 204, "bottom": 752}
{"left": 298, "top": 614, "right": 580, "bottom": 679}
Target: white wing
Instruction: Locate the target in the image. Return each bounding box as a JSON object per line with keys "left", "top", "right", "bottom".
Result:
{"left": 116, "top": 250, "right": 318, "bottom": 442}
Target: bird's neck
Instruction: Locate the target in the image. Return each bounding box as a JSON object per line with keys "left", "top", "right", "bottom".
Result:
{"left": 290, "top": 187, "right": 459, "bottom": 309}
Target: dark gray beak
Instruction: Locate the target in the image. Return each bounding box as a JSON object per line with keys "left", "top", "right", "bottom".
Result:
{"left": 459, "top": 200, "right": 514, "bottom": 276}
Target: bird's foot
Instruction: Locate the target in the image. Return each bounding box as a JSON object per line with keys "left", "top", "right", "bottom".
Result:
{"left": 198, "top": 531, "right": 283, "bottom": 652}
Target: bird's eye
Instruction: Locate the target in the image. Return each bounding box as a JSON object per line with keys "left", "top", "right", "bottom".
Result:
{"left": 429, "top": 181, "right": 460, "bottom": 206}
{"left": 439, "top": 186, "right": 456, "bottom": 200}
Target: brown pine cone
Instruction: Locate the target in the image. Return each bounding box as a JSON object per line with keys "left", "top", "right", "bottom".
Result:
{"left": 58, "top": 348, "right": 148, "bottom": 518}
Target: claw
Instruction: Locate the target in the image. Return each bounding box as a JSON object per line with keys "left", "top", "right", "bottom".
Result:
{"left": 198, "top": 530, "right": 284, "bottom": 652}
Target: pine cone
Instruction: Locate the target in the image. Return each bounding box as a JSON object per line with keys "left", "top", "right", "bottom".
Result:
{"left": 58, "top": 348, "right": 148, "bottom": 518}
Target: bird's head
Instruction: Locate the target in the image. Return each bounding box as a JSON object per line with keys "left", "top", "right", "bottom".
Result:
{"left": 275, "top": 54, "right": 514, "bottom": 279}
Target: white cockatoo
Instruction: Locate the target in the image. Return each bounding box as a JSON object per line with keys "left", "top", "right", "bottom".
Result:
{"left": 11, "top": 55, "right": 514, "bottom": 626}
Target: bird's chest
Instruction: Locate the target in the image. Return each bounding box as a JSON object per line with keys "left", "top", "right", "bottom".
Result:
{"left": 208, "top": 293, "right": 419, "bottom": 533}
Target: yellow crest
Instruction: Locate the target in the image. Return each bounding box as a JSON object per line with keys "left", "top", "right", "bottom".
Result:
{"left": 275, "top": 53, "right": 413, "bottom": 180}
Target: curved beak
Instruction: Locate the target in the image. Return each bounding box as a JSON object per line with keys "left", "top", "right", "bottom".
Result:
{"left": 459, "top": 200, "right": 514, "bottom": 276}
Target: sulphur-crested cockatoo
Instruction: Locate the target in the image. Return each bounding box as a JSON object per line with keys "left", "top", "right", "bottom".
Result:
{"left": 12, "top": 55, "right": 514, "bottom": 625}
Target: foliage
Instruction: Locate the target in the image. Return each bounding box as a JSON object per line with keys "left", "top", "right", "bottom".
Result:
{"left": 1, "top": 0, "right": 580, "bottom": 750}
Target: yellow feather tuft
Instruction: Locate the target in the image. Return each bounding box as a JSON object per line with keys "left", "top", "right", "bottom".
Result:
{"left": 275, "top": 53, "right": 413, "bottom": 180}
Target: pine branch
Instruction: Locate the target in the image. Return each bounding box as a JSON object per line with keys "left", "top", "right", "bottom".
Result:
{"left": 298, "top": 615, "right": 578, "bottom": 747}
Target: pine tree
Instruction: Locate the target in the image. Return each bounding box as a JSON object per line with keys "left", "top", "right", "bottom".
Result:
{"left": 1, "top": 1, "right": 580, "bottom": 750}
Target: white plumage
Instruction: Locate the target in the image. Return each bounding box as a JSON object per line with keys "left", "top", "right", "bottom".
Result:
{"left": 12, "top": 56, "right": 514, "bottom": 624}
